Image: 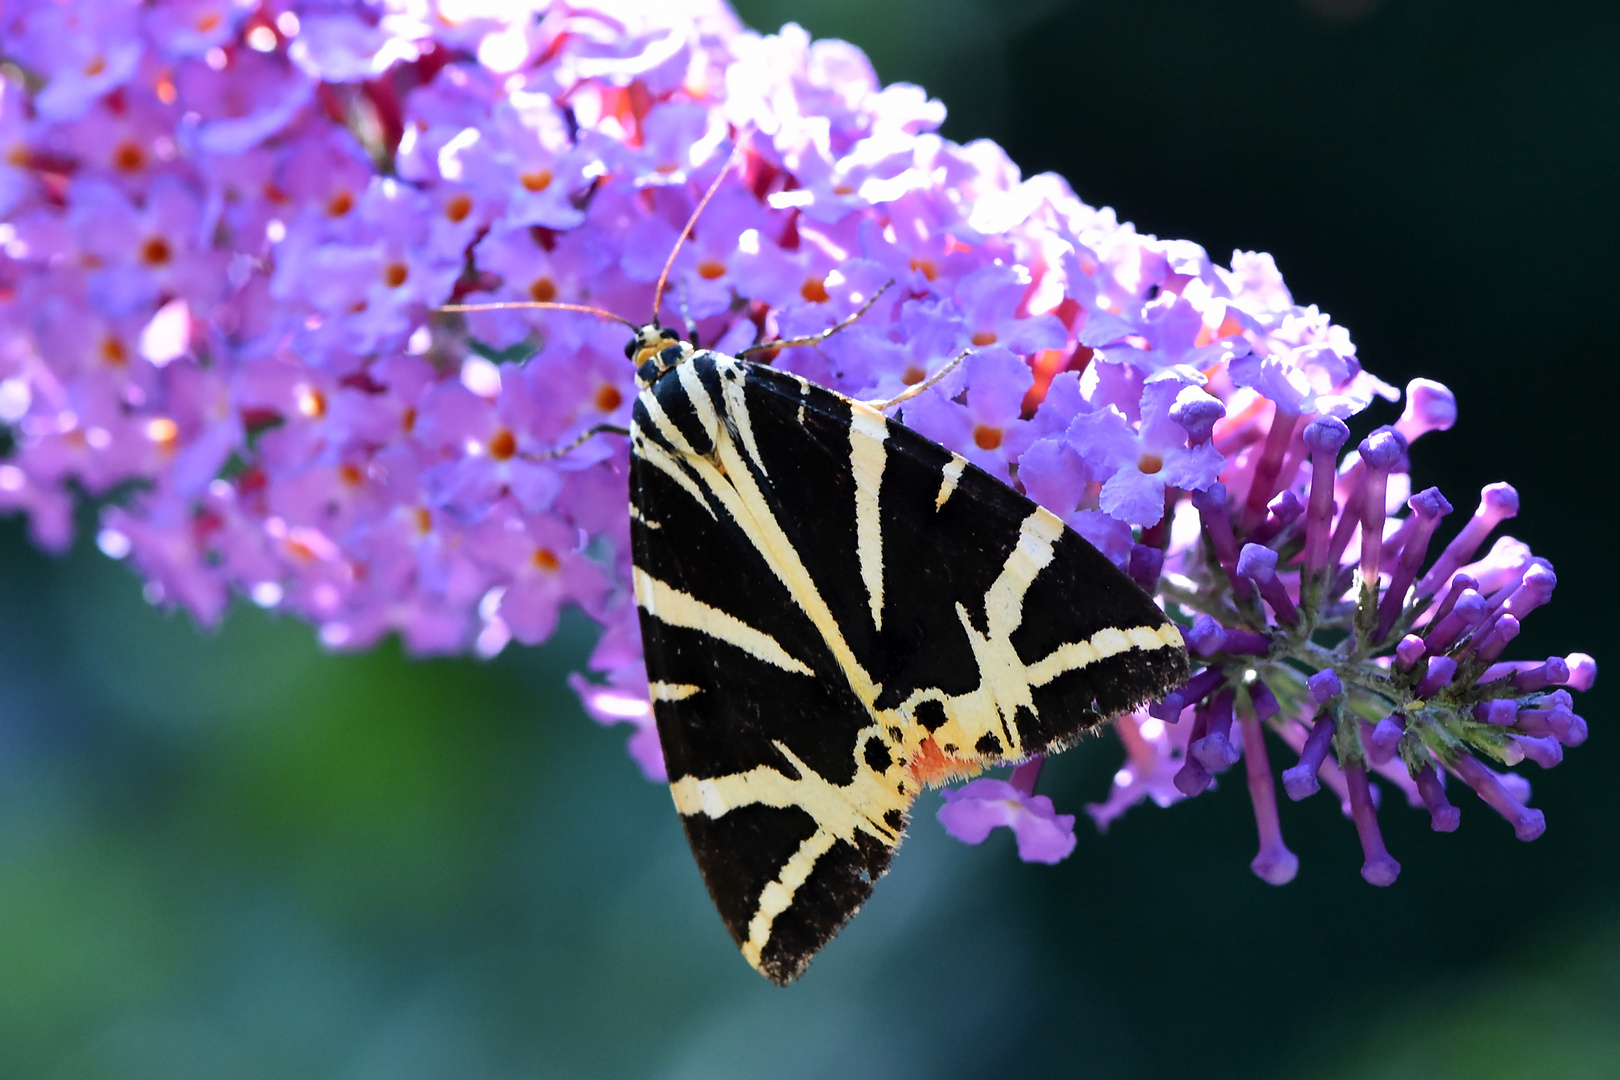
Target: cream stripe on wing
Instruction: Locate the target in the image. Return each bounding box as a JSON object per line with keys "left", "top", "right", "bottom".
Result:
{"left": 983, "top": 507, "right": 1066, "bottom": 640}
{"left": 717, "top": 356, "right": 769, "bottom": 478}
{"left": 741, "top": 828, "right": 837, "bottom": 968}
{"left": 634, "top": 567, "right": 813, "bottom": 675}
{"left": 848, "top": 402, "right": 888, "bottom": 633}
{"left": 651, "top": 682, "right": 703, "bottom": 701}
{"left": 1025, "top": 622, "right": 1184, "bottom": 687}
{"left": 936, "top": 454, "right": 966, "bottom": 509}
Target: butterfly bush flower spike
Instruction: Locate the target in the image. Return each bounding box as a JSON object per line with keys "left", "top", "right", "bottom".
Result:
{"left": 0, "top": 0, "right": 1592, "bottom": 896}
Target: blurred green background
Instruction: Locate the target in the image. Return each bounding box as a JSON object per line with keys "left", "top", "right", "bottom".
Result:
{"left": 3, "top": 1, "right": 1617, "bottom": 1077}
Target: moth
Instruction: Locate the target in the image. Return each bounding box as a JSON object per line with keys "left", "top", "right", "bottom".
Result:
{"left": 446, "top": 164, "right": 1189, "bottom": 986}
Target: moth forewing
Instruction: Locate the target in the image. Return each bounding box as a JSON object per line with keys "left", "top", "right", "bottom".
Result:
{"left": 630, "top": 346, "right": 1187, "bottom": 984}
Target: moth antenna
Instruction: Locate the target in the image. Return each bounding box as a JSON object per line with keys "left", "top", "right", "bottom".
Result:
{"left": 652, "top": 138, "right": 746, "bottom": 326}
{"left": 739, "top": 279, "right": 895, "bottom": 360}
{"left": 535, "top": 423, "right": 631, "bottom": 459}
{"left": 865, "top": 347, "right": 971, "bottom": 412}
{"left": 437, "top": 299, "right": 639, "bottom": 331}
{"left": 676, "top": 280, "right": 701, "bottom": 347}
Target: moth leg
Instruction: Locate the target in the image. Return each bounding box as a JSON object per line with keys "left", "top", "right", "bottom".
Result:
{"left": 534, "top": 423, "right": 631, "bottom": 459}
{"left": 739, "top": 279, "right": 895, "bottom": 359}
{"left": 865, "top": 348, "right": 971, "bottom": 412}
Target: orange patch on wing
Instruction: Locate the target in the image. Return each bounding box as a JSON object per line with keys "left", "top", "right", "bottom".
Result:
{"left": 907, "top": 737, "right": 984, "bottom": 788}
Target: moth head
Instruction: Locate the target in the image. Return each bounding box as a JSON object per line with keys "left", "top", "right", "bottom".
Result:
{"left": 628, "top": 324, "right": 692, "bottom": 388}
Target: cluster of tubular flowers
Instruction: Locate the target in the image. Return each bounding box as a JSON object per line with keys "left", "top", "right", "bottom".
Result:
{"left": 1078, "top": 392, "right": 1595, "bottom": 884}
{"left": 0, "top": 0, "right": 1592, "bottom": 879}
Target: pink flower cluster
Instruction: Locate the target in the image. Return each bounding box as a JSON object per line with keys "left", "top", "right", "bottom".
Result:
{"left": 0, "top": 0, "right": 1591, "bottom": 876}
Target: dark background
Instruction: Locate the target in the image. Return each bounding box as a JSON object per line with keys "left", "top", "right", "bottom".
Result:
{"left": 2, "top": 1, "right": 1616, "bottom": 1076}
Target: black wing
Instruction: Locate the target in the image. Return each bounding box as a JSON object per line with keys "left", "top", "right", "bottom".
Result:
{"left": 629, "top": 351, "right": 1185, "bottom": 984}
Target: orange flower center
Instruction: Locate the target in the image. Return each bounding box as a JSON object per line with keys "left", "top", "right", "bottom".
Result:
{"left": 1137, "top": 453, "right": 1164, "bottom": 475}
{"left": 139, "top": 237, "right": 173, "bottom": 266}
{"left": 595, "top": 384, "right": 624, "bottom": 412}
{"left": 901, "top": 365, "right": 925, "bottom": 386}
{"left": 973, "top": 425, "right": 1003, "bottom": 451}
{"left": 339, "top": 463, "right": 364, "bottom": 486}
{"left": 488, "top": 428, "right": 517, "bottom": 460}
{"left": 971, "top": 330, "right": 998, "bottom": 347}
{"left": 520, "top": 169, "right": 553, "bottom": 193}
{"left": 696, "top": 259, "right": 727, "bottom": 280}
{"left": 100, "top": 336, "right": 129, "bottom": 366}
{"left": 383, "top": 262, "right": 409, "bottom": 288}
{"left": 444, "top": 193, "right": 473, "bottom": 222}
{"left": 112, "top": 141, "right": 145, "bottom": 173}
{"left": 325, "top": 190, "right": 354, "bottom": 217}
{"left": 529, "top": 276, "right": 557, "bottom": 302}
{"left": 532, "top": 548, "right": 561, "bottom": 572}
{"left": 800, "top": 277, "right": 829, "bottom": 303}
{"left": 908, "top": 256, "right": 938, "bottom": 282}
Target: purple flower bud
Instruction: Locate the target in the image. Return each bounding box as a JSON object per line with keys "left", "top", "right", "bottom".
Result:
{"left": 1240, "top": 716, "right": 1298, "bottom": 885}
{"left": 1283, "top": 714, "right": 1336, "bottom": 800}
{"left": 1169, "top": 386, "right": 1225, "bottom": 446}
{"left": 1415, "top": 655, "right": 1458, "bottom": 698}
{"left": 1250, "top": 680, "right": 1280, "bottom": 722}
{"left": 1414, "top": 764, "right": 1461, "bottom": 832}
{"left": 1127, "top": 543, "right": 1165, "bottom": 594}
{"left": 1237, "top": 543, "right": 1279, "bottom": 580}
{"left": 1376, "top": 486, "right": 1453, "bottom": 641}
{"left": 1302, "top": 414, "right": 1351, "bottom": 455}
{"left": 1358, "top": 428, "right": 1405, "bottom": 470}
{"left": 1474, "top": 613, "right": 1521, "bottom": 662}
{"left": 1191, "top": 690, "right": 1240, "bottom": 774}
{"left": 1150, "top": 666, "right": 1226, "bottom": 721}
{"left": 1426, "top": 573, "right": 1480, "bottom": 627}
{"left": 1422, "top": 589, "right": 1486, "bottom": 655}
{"left": 1186, "top": 615, "right": 1229, "bottom": 658}
{"left": 1247, "top": 490, "right": 1305, "bottom": 546}
{"left": 1368, "top": 715, "right": 1404, "bottom": 765}
{"left": 1356, "top": 429, "right": 1404, "bottom": 589}
{"left": 1395, "top": 378, "right": 1457, "bottom": 443}
{"left": 1473, "top": 699, "right": 1518, "bottom": 726}
{"left": 1417, "top": 483, "right": 1520, "bottom": 596}
{"left": 1192, "top": 482, "right": 1250, "bottom": 601}
{"left": 1512, "top": 735, "right": 1563, "bottom": 769}
{"left": 1237, "top": 541, "right": 1300, "bottom": 625}
{"left": 1308, "top": 669, "right": 1342, "bottom": 702}
{"left": 1344, "top": 763, "right": 1401, "bottom": 886}
{"left": 1394, "top": 634, "right": 1427, "bottom": 672}
{"left": 1563, "top": 653, "right": 1598, "bottom": 692}
{"left": 1175, "top": 703, "right": 1216, "bottom": 796}
{"left": 1563, "top": 714, "right": 1589, "bottom": 747}
{"left": 1503, "top": 656, "right": 1570, "bottom": 693}
{"left": 1450, "top": 754, "right": 1546, "bottom": 841}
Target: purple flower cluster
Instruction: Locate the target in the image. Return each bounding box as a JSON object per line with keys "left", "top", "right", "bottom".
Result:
{"left": 0, "top": 1, "right": 1592, "bottom": 879}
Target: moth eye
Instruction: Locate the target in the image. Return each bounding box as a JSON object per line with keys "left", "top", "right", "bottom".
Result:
{"left": 624, "top": 340, "right": 636, "bottom": 360}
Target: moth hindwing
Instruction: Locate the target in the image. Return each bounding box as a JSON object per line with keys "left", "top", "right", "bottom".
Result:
{"left": 628, "top": 337, "right": 1188, "bottom": 985}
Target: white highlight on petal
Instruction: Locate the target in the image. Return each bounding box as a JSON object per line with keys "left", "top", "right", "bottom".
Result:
{"left": 97, "top": 528, "right": 131, "bottom": 559}
{"left": 461, "top": 355, "right": 502, "bottom": 398}
{"left": 139, "top": 299, "right": 191, "bottom": 367}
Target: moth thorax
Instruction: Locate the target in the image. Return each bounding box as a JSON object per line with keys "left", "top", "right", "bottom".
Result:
{"left": 629, "top": 324, "right": 694, "bottom": 388}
